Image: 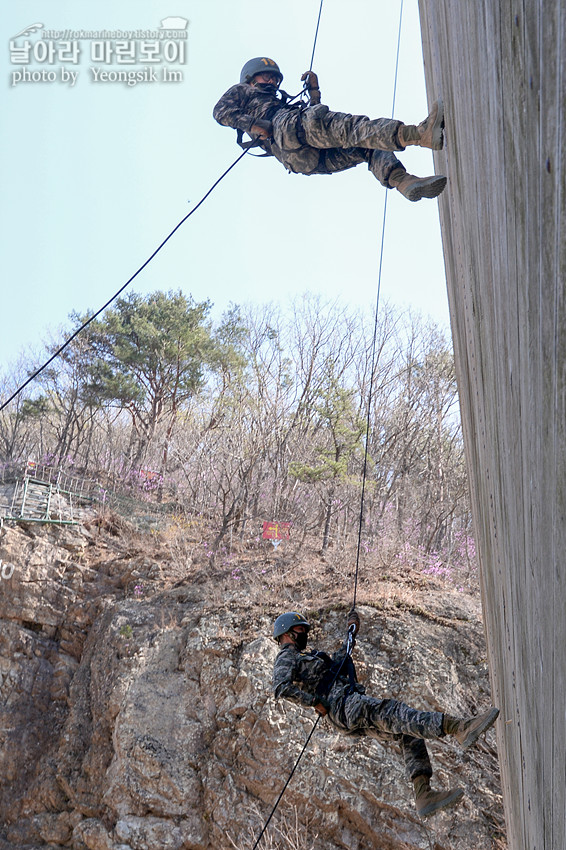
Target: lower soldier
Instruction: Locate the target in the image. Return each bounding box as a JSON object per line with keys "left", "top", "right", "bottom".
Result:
{"left": 213, "top": 57, "right": 448, "bottom": 202}
{"left": 272, "top": 611, "right": 499, "bottom": 819}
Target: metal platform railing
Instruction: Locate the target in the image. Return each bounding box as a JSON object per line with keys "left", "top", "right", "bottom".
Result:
{"left": 0, "top": 463, "right": 99, "bottom": 524}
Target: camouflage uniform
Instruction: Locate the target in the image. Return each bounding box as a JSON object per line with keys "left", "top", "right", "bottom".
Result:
{"left": 213, "top": 82, "right": 405, "bottom": 187}
{"left": 272, "top": 641, "right": 445, "bottom": 780}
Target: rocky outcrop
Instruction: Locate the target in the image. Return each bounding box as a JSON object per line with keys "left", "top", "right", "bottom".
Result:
{"left": 0, "top": 521, "right": 505, "bottom": 849}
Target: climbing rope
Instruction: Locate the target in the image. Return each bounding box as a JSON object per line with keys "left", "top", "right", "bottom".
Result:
{"left": 352, "top": 0, "right": 405, "bottom": 610}
{"left": 308, "top": 0, "right": 325, "bottom": 71}
{"left": 250, "top": 715, "right": 322, "bottom": 850}
{"left": 0, "top": 148, "right": 250, "bottom": 414}
{"left": 250, "top": 4, "right": 406, "bottom": 847}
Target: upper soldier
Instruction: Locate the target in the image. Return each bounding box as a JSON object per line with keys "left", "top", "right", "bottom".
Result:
{"left": 272, "top": 610, "right": 499, "bottom": 819}
{"left": 213, "top": 57, "right": 447, "bottom": 202}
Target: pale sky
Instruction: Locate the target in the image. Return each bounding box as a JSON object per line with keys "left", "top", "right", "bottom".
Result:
{"left": 2, "top": 0, "right": 450, "bottom": 376}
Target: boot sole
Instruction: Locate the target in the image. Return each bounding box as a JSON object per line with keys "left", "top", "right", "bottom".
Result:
{"left": 460, "top": 707, "right": 500, "bottom": 749}
{"left": 418, "top": 788, "right": 465, "bottom": 819}
{"left": 429, "top": 98, "right": 445, "bottom": 150}
{"left": 404, "top": 175, "right": 447, "bottom": 202}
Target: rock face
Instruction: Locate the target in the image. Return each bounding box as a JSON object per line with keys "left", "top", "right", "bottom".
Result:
{"left": 0, "top": 520, "right": 505, "bottom": 849}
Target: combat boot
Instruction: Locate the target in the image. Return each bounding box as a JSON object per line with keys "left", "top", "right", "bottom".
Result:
{"left": 412, "top": 775, "right": 464, "bottom": 819}
{"left": 398, "top": 100, "right": 445, "bottom": 150}
{"left": 443, "top": 706, "right": 500, "bottom": 749}
{"left": 388, "top": 167, "right": 447, "bottom": 202}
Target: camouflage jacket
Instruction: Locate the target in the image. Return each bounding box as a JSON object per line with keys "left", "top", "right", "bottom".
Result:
{"left": 272, "top": 640, "right": 365, "bottom": 710}
{"left": 213, "top": 82, "right": 294, "bottom": 135}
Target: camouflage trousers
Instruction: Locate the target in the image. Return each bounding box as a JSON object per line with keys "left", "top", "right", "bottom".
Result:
{"left": 270, "top": 104, "right": 404, "bottom": 186}
{"left": 328, "top": 692, "right": 445, "bottom": 780}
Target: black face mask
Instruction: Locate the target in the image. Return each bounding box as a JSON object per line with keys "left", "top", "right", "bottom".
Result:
{"left": 255, "top": 82, "right": 279, "bottom": 95}
{"left": 291, "top": 630, "right": 308, "bottom": 651}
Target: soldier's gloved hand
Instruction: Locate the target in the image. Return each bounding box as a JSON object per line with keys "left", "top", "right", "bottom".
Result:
{"left": 301, "top": 70, "right": 321, "bottom": 104}
{"left": 250, "top": 119, "right": 273, "bottom": 140}
{"left": 301, "top": 70, "right": 319, "bottom": 89}
{"left": 347, "top": 609, "right": 360, "bottom": 636}
{"left": 314, "top": 697, "right": 330, "bottom": 716}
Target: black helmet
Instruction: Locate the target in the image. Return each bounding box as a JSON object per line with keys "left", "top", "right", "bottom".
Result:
{"left": 240, "top": 57, "right": 283, "bottom": 85}
{"left": 273, "top": 611, "right": 311, "bottom": 641}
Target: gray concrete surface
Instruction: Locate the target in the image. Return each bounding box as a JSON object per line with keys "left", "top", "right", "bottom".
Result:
{"left": 418, "top": 2, "right": 565, "bottom": 848}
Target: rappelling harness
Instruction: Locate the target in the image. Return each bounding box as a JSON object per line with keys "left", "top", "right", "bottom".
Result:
{"left": 313, "top": 651, "right": 358, "bottom": 699}
{"left": 311, "top": 631, "right": 359, "bottom": 701}
{"left": 235, "top": 85, "right": 311, "bottom": 157}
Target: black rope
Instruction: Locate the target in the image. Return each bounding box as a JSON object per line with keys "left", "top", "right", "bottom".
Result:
{"left": 352, "top": 0, "right": 405, "bottom": 610}
{"left": 0, "top": 148, "right": 250, "bottom": 414}
{"left": 308, "top": 0, "right": 325, "bottom": 71}
{"left": 251, "top": 715, "right": 322, "bottom": 850}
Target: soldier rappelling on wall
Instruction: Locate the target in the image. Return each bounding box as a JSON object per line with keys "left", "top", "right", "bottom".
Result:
{"left": 214, "top": 57, "right": 447, "bottom": 202}
{"left": 272, "top": 611, "right": 499, "bottom": 820}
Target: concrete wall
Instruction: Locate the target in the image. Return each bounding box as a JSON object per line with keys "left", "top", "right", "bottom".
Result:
{"left": 418, "top": 2, "right": 566, "bottom": 848}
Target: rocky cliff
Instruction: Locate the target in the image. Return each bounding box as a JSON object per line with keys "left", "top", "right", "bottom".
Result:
{"left": 0, "top": 518, "right": 504, "bottom": 849}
